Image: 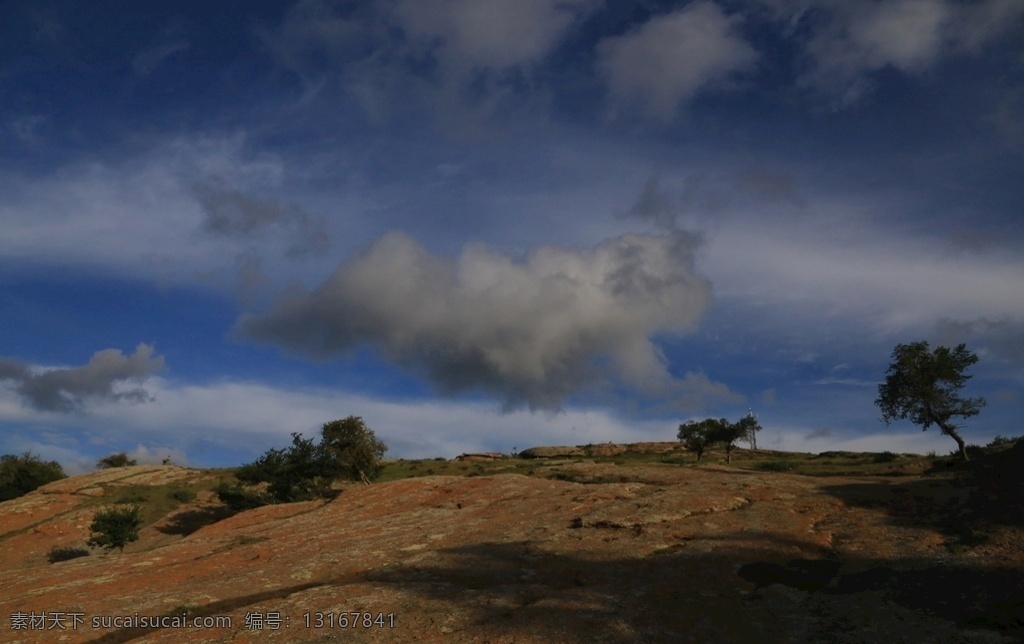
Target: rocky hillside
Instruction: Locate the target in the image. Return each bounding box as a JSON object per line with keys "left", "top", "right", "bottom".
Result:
{"left": 1, "top": 452, "right": 1022, "bottom": 643}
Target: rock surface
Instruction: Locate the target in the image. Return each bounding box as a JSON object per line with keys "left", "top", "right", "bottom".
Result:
{"left": 1, "top": 462, "right": 1022, "bottom": 643}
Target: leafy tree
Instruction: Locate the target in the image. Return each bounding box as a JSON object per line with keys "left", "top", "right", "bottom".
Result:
{"left": 0, "top": 452, "right": 66, "bottom": 502}
{"left": 875, "top": 342, "right": 986, "bottom": 461}
{"left": 87, "top": 505, "right": 143, "bottom": 552}
{"left": 678, "top": 418, "right": 727, "bottom": 462}
{"left": 678, "top": 416, "right": 763, "bottom": 464}
{"left": 717, "top": 415, "right": 762, "bottom": 464}
{"left": 230, "top": 417, "right": 388, "bottom": 505}
{"left": 320, "top": 416, "right": 388, "bottom": 484}
{"left": 97, "top": 452, "right": 137, "bottom": 469}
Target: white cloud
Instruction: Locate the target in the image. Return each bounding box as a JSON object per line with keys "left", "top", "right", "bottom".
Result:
{"left": 701, "top": 204, "right": 1024, "bottom": 335}
{"left": 768, "top": 424, "right": 961, "bottom": 455}
{"left": 598, "top": 1, "right": 757, "bottom": 120}
{"left": 239, "top": 230, "right": 720, "bottom": 411}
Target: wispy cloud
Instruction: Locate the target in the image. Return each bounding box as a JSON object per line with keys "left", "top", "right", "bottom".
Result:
{"left": 132, "top": 40, "right": 190, "bottom": 77}
{"left": 790, "top": 0, "right": 1024, "bottom": 106}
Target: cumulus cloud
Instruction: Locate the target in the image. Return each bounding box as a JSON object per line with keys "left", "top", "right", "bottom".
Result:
{"left": 598, "top": 2, "right": 757, "bottom": 120}
{"left": 195, "top": 180, "right": 329, "bottom": 257}
{"left": 0, "top": 345, "right": 164, "bottom": 412}
{"left": 238, "top": 230, "right": 716, "bottom": 411}
{"left": 796, "top": 0, "right": 1024, "bottom": 106}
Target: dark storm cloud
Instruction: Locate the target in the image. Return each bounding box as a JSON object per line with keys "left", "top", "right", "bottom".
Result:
{"left": 238, "top": 230, "right": 720, "bottom": 411}
{"left": 0, "top": 345, "right": 164, "bottom": 412}
{"left": 195, "top": 182, "right": 329, "bottom": 257}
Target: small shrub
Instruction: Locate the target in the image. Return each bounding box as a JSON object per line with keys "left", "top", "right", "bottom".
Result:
{"left": 167, "top": 489, "right": 196, "bottom": 503}
{"left": 87, "top": 505, "right": 143, "bottom": 552}
{"left": 215, "top": 483, "right": 271, "bottom": 513}
{"left": 950, "top": 445, "right": 985, "bottom": 459}
{"left": 873, "top": 451, "right": 900, "bottom": 463}
{"left": 756, "top": 460, "right": 793, "bottom": 472}
{"left": 97, "top": 452, "right": 136, "bottom": 469}
{"left": 47, "top": 546, "right": 90, "bottom": 563}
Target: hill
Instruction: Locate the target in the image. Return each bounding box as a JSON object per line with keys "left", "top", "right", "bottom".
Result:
{"left": 0, "top": 445, "right": 1022, "bottom": 642}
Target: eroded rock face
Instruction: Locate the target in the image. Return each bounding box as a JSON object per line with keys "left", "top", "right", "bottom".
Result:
{"left": 1, "top": 463, "right": 1021, "bottom": 643}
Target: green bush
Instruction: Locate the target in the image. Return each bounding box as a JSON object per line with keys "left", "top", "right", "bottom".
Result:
{"left": 87, "top": 505, "right": 143, "bottom": 552}
{"left": 0, "top": 452, "right": 66, "bottom": 502}
{"left": 872, "top": 451, "right": 900, "bottom": 463}
{"left": 47, "top": 546, "right": 90, "bottom": 563}
{"left": 214, "top": 483, "right": 272, "bottom": 512}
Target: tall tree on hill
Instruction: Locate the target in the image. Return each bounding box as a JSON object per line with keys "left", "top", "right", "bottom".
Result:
{"left": 678, "top": 418, "right": 725, "bottom": 462}
{"left": 875, "top": 342, "right": 986, "bottom": 461}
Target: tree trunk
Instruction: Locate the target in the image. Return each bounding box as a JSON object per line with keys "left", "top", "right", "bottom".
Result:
{"left": 939, "top": 421, "right": 969, "bottom": 461}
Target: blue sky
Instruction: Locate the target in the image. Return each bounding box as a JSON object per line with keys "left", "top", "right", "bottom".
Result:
{"left": 2, "top": 0, "right": 1022, "bottom": 473}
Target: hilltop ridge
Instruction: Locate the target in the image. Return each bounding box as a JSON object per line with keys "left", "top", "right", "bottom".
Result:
{"left": 1, "top": 446, "right": 1022, "bottom": 642}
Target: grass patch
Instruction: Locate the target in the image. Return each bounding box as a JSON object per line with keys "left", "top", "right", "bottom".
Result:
{"left": 167, "top": 489, "right": 196, "bottom": 503}
{"left": 755, "top": 460, "right": 794, "bottom": 472}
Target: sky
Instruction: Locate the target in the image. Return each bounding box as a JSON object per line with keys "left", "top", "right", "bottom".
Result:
{"left": 1, "top": 0, "right": 1022, "bottom": 474}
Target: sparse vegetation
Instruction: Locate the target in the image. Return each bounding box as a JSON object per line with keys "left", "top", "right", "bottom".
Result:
{"left": 0, "top": 452, "right": 66, "bottom": 501}
{"left": 96, "top": 452, "right": 137, "bottom": 469}
{"left": 87, "top": 505, "right": 143, "bottom": 552}
{"left": 47, "top": 545, "right": 90, "bottom": 563}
